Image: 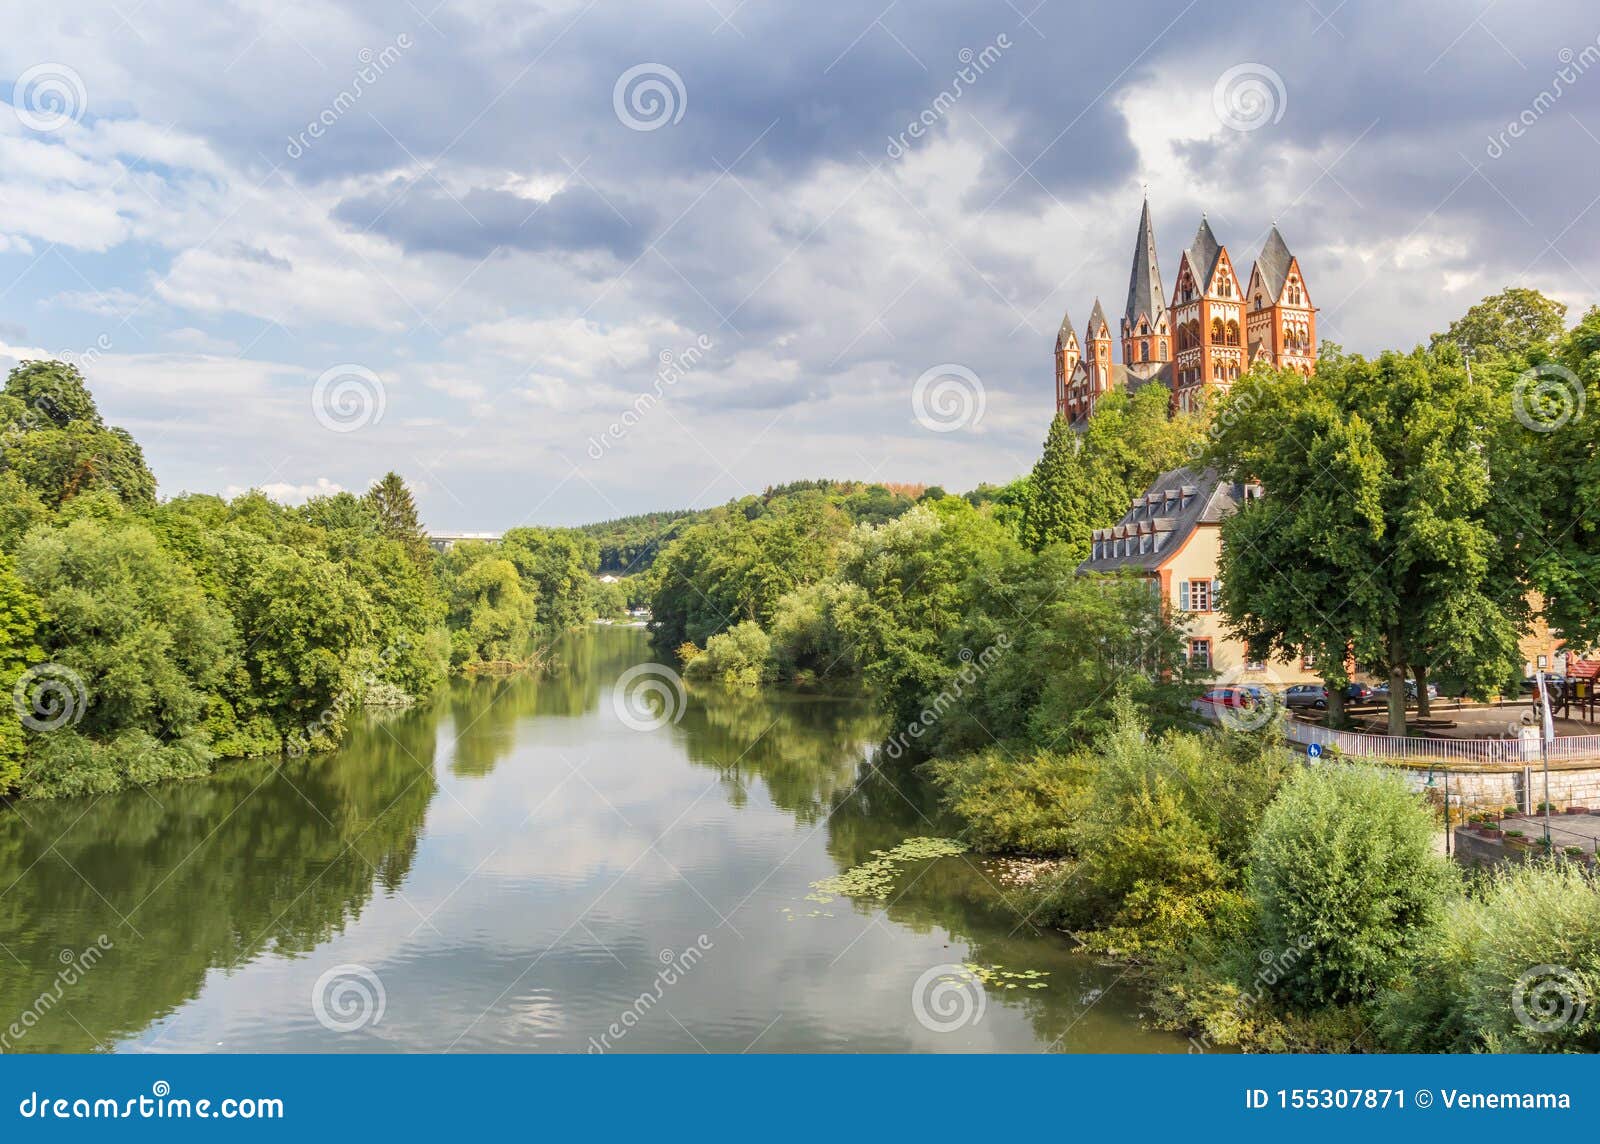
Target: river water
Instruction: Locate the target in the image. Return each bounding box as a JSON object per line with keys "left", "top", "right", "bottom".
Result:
{"left": 0, "top": 625, "right": 1183, "bottom": 1053}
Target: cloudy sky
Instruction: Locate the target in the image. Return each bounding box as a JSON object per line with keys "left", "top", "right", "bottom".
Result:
{"left": 2, "top": 0, "right": 1599, "bottom": 528}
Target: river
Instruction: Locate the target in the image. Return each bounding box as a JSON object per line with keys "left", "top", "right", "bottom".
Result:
{"left": 0, "top": 625, "right": 1183, "bottom": 1053}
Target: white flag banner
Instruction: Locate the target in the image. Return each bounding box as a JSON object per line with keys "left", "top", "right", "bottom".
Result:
{"left": 1537, "top": 670, "right": 1556, "bottom": 743}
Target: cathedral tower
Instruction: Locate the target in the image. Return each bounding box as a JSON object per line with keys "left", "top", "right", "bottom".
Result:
{"left": 1169, "top": 216, "right": 1245, "bottom": 413}
{"left": 1085, "top": 298, "right": 1113, "bottom": 395}
{"left": 1245, "top": 225, "right": 1316, "bottom": 374}
{"left": 1054, "top": 308, "right": 1079, "bottom": 417}
{"left": 1121, "top": 198, "right": 1169, "bottom": 370}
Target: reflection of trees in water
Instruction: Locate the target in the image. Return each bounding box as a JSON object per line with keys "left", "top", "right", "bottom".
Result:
{"left": 677, "top": 684, "right": 884, "bottom": 824}
{"left": 0, "top": 707, "right": 437, "bottom": 1052}
{"left": 445, "top": 626, "right": 639, "bottom": 778}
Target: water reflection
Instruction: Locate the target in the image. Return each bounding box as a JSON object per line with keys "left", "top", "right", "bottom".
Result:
{"left": 0, "top": 707, "right": 438, "bottom": 1052}
{"left": 0, "top": 625, "right": 1182, "bottom": 1054}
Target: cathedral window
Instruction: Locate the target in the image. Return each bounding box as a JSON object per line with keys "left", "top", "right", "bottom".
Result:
{"left": 1158, "top": 339, "right": 1167, "bottom": 360}
{"left": 1140, "top": 342, "right": 1149, "bottom": 362}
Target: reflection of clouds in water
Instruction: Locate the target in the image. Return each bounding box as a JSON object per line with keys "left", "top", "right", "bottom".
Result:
{"left": 32, "top": 628, "right": 1180, "bottom": 1052}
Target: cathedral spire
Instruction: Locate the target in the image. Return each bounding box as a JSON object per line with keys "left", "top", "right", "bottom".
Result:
{"left": 1055, "top": 306, "right": 1075, "bottom": 347}
{"left": 1123, "top": 197, "right": 1166, "bottom": 329}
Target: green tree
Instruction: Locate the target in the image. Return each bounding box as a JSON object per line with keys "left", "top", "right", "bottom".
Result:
{"left": 0, "top": 361, "right": 156, "bottom": 508}
{"left": 501, "top": 526, "right": 599, "bottom": 632}
{"left": 1431, "top": 287, "right": 1567, "bottom": 360}
{"left": 1208, "top": 351, "right": 1529, "bottom": 733}
{"left": 438, "top": 544, "right": 538, "bottom": 667}
{"left": 1020, "top": 415, "right": 1087, "bottom": 554}
{"left": 0, "top": 554, "right": 44, "bottom": 792}
{"left": 232, "top": 544, "right": 374, "bottom": 744}
{"left": 364, "top": 471, "right": 432, "bottom": 567}
{"left": 1250, "top": 765, "right": 1454, "bottom": 1010}
{"left": 1523, "top": 307, "right": 1600, "bottom": 649}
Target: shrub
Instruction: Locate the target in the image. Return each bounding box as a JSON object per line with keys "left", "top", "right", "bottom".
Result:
{"left": 925, "top": 745, "right": 1092, "bottom": 855}
{"left": 1378, "top": 862, "right": 1600, "bottom": 1052}
{"left": 1249, "top": 765, "right": 1455, "bottom": 1009}
{"left": 683, "top": 621, "right": 773, "bottom": 685}
{"left": 1047, "top": 701, "right": 1290, "bottom": 959}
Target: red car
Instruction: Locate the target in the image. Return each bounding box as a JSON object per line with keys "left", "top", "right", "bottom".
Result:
{"left": 1193, "top": 686, "right": 1269, "bottom": 716}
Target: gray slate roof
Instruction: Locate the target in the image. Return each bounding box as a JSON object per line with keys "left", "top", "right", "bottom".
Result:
{"left": 1076, "top": 466, "right": 1244, "bottom": 573}
{"left": 1123, "top": 198, "right": 1166, "bottom": 327}
{"left": 1056, "top": 307, "right": 1075, "bottom": 346}
{"left": 1086, "top": 297, "right": 1111, "bottom": 340}
{"left": 1186, "top": 216, "right": 1224, "bottom": 293}
{"left": 1253, "top": 225, "right": 1294, "bottom": 301}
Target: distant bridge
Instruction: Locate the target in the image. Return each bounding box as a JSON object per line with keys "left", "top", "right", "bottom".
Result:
{"left": 428, "top": 531, "right": 503, "bottom": 553}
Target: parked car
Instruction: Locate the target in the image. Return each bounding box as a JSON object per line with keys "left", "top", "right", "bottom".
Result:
{"left": 1344, "top": 682, "right": 1376, "bottom": 703}
{"left": 1192, "top": 686, "right": 1270, "bottom": 719}
{"left": 1284, "top": 684, "right": 1328, "bottom": 709}
{"left": 1372, "top": 680, "right": 1440, "bottom": 701}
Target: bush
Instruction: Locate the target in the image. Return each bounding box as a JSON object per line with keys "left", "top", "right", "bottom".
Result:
{"left": 925, "top": 745, "right": 1091, "bottom": 855}
{"left": 1250, "top": 765, "right": 1455, "bottom": 1009}
{"left": 683, "top": 621, "right": 772, "bottom": 685}
{"left": 1061, "top": 708, "right": 1288, "bottom": 959}
{"left": 1377, "top": 862, "right": 1600, "bottom": 1052}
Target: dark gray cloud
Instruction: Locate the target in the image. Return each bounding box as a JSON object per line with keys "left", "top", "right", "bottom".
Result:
{"left": 333, "top": 180, "right": 652, "bottom": 260}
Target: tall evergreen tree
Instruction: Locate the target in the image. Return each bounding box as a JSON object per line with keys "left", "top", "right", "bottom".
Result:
{"left": 364, "top": 472, "right": 431, "bottom": 566}
{"left": 1020, "top": 415, "right": 1088, "bottom": 555}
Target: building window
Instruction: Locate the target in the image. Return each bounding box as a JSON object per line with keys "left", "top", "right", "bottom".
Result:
{"left": 1538, "top": 654, "right": 1549, "bottom": 668}
{"left": 1187, "top": 638, "right": 1212, "bottom": 670}
{"left": 1158, "top": 339, "right": 1167, "bottom": 360}
{"left": 1139, "top": 533, "right": 1151, "bottom": 554}
{"left": 1140, "top": 342, "right": 1149, "bottom": 362}
{"left": 1178, "top": 579, "right": 1215, "bottom": 612}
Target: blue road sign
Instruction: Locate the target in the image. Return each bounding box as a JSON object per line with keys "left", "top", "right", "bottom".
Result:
{"left": 1307, "top": 742, "right": 1323, "bottom": 758}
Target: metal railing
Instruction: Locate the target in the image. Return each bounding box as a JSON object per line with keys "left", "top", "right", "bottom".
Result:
{"left": 1283, "top": 720, "right": 1600, "bottom": 768}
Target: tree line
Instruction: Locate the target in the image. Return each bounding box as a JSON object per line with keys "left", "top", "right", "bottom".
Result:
{"left": 0, "top": 361, "right": 604, "bottom": 800}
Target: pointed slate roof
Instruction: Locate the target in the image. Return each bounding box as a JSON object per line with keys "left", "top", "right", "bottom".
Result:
{"left": 1186, "top": 216, "right": 1223, "bottom": 293}
{"left": 1123, "top": 198, "right": 1166, "bottom": 327}
{"left": 1253, "top": 225, "right": 1294, "bottom": 301}
{"left": 1086, "top": 297, "right": 1110, "bottom": 340}
{"left": 1056, "top": 306, "right": 1076, "bottom": 346}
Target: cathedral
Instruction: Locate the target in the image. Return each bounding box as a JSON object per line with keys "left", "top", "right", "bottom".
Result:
{"left": 1054, "top": 200, "right": 1316, "bottom": 424}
